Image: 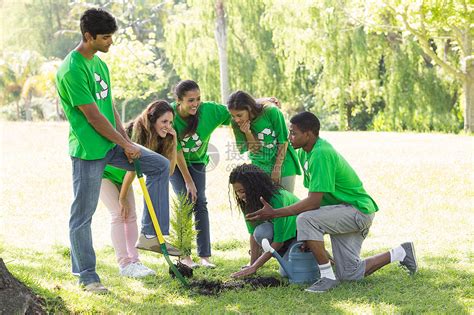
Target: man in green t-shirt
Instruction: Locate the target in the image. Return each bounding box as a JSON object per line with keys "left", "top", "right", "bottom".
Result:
{"left": 56, "top": 8, "right": 176, "bottom": 293}
{"left": 247, "top": 112, "right": 417, "bottom": 292}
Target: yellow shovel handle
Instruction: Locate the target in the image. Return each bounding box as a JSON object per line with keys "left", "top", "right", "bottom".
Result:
{"left": 137, "top": 177, "right": 166, "bottom": 245}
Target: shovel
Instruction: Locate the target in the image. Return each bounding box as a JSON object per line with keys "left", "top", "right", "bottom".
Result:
{"left": 133, "top": 159, "right": 188, "bottom": 286}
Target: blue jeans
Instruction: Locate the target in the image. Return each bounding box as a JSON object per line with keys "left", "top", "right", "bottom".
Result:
{"left": 69, "top": 144, "right": 169, "bottom": 285}
{"left": 169, "top": 163, "right": 210, "bottom": 257}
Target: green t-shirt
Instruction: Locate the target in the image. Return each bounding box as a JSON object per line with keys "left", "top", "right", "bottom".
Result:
{"left": 171, "top": 101, "right": 231, "bottom": 165}
{"left": 245, "top": 189, "right": 299, "bottom": 243}
{"left": 298, "top": 138, "right": 378, "bottom": 214}
{"left": 103, "top": 165, "right": 126, "bottom": 185}
{"left": 232, "top": 105, "right": 301, "bottom": 177}
{"left": 56, "top": 50, "right": 116, "bottom": 160}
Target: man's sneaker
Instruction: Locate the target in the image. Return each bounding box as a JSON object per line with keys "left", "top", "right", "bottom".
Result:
{"left": 400, "top": 242, "right": 418, "bottom": 275}
{"left": 83, "top": 282, "right": 109, "bottom": 294}
{"left": 136, "top": 234, "right": 181, "bottom": 256}
{"left": 305, "top": 278, "right": 340, "bottom": 293}
{"left": 133, "top": 262, "right": 156, "bottom": 276}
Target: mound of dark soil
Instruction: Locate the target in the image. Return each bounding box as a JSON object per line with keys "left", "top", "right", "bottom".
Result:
{"left": 242, "top": 276, "right": 283, "bottom": 288}
{"left": 169, "top": 261, "right": 194, "bottom": 278}
{"left": 189, "top": 276, "right": 285, "bottom": 296}
{"left": 0, "top": 258, "right": 46, "bottom": 314}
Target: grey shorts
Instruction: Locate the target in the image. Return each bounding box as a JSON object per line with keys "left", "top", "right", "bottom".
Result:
{"left": 296, "top": 204, "right": 374, "bottom": 281}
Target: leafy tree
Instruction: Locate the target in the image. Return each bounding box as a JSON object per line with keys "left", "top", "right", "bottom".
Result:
{"left": 373, "top": 0, "right": 473, "bottom": 131}
{"left": 0, "top": 51, "right": 44, "bottom": 120}
{"left": 100, "top": 36, "right": 168, "bottom": 121}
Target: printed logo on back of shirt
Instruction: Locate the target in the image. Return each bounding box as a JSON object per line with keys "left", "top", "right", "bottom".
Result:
{"left": 257, "top": 128, "right": 277, "bottom": 149}
{"left": 181, "top": 133, "right": 202, "bottom": 153}
{"left": 94, "top": 73, "right": 108, "bottom": 100}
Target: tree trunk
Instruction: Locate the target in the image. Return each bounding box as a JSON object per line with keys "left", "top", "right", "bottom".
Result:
{"left": 16, "top": 100, "right": 20, "bottom": 120}
{"left": 464, "top": 57, "right": 474, "bottom": 132}
{"left": 24, "top": 95, "right": 32, "bottom": 121}
{"left": 215, "top": 0, "right": 230, "bottom": 104}
{"left": 121, "top": 99, "right": 129, "bottom": 123}
{"left": 55, "top": 98, "right": 65, "bottom": 121}
{"left": 0, "top": 258, "right": 46, "bottom": 314}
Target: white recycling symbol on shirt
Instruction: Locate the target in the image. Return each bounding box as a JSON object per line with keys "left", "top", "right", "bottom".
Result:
{"left": 94, "top": 73, "right": 109, "bottom": 100}
{"left": 181, "top": 133, "right": 202, "bottom": 153}
{"left": 257, "top": 128, "right": 277, "bottom": 149}
{"left": 304, "top": 160, "right": 309, "bottom": 173}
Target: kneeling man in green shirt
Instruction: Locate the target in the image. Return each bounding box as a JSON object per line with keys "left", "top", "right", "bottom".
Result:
{"left": 247, "top": 111, "right": 417, "bottom": 293}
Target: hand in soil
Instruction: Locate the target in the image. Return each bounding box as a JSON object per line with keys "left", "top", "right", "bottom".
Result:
{"left": 231, "top": 265, "right": 256, "bottom": 278}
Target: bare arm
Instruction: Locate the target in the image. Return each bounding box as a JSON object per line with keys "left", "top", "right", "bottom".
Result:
{"left": 271, "top": 142, "right": 288, "bottom": 183}
{"left": 169, "top": 136, "right": 178, "bottom": 175}
{"left": 232, "top": 241, "right": 284, "bottom": 278}
{"left": 119, "top": 171, "right": 136, "bottom": 201}
{"left": 113, "top": 105, "right": 131, "bottom": 142}
{"left": 78, "top": 103, "right": 140, "bottom": 160}
{"left": 239, "top": 121, "right": 261, "bottom": 153}
{"left": 255, "top": 97, "right": 281, "bottom": 108}
{"left": 118, "top": 171, "right": 136, "bottom": 219}
{"left": 176, "top": 150, "right": 197, "bottom": 202}
{"left": 249, "top": 235, "right": 261, "bottom": 265}
{"left": 246, "top": 192, "right": 323, "bottom": 221}
{"left": 244, "top": 131, "right": 261, "bottom": 153}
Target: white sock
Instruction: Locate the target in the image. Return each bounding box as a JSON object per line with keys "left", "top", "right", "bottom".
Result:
{"left": 319, "top": 262, "right": 336, "bottom": 280}
{"left": 145, "top": 234, "right": 156, "bottom": 239}
{"left": 390, "top": 245, "right": 406, "bottom": 262}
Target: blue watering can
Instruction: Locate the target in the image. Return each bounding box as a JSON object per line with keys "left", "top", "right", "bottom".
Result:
{"left": 262, "top": 238, "right": 320, "bottom": 284}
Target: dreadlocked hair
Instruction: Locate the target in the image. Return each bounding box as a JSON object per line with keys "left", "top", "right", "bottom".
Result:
{"left": 229, "top": 164, "right": 281, "bottom": 215}
{"left": 126, "top": 100, "right": 175, "bottom": 160}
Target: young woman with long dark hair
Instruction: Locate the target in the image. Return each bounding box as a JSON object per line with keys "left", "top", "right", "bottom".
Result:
{"left": 100, "top": 100, "right": 180, "bottom": 277}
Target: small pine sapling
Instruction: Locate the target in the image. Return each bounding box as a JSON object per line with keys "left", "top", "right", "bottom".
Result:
{"left": 169, "top": 193, "right": 197, "bottom": 258}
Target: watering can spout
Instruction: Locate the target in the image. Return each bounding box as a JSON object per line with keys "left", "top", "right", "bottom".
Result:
{"left": 261, "top": 238, "right": 293, "bottom": 279}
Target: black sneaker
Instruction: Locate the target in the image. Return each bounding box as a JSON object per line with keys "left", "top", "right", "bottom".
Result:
{"left": 305, "top": 277, "right": 340, "bottom": 293}
{"left": 400, "top": 242, "right": 418, "bottom": 275}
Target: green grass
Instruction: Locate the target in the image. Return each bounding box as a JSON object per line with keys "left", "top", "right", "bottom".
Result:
{"left": 0, "top": 122, "right": 473, "bottom": 313}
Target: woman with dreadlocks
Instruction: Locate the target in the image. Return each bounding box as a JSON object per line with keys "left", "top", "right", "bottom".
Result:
{"left": 229, "top": 164, "right": 300, "bottom": 278}
{"left": 99, "top": 100, "right": 180, "bottom": 278}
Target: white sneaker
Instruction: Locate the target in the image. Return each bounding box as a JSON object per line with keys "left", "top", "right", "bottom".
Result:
{"left": 120, "top": 263, "right": 146, "bottom": 278}
{"left": 133, "top": 262, "right": 156, "bottom": 276}
{"left": 200, "top": 258, "right": 216, "bottom": 269}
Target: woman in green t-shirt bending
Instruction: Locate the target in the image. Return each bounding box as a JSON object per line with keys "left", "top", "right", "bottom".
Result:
{"left": 169, "top": 80, "right": 232, "bottom": 268}
{"left": 229, "top": 164, "right": 299, "bottom": 278}
{"left": 227, "top": 91, "right": 301, "bottom": 192}
{"left": 100, "top": 100, "right": 179, "bottom": 278}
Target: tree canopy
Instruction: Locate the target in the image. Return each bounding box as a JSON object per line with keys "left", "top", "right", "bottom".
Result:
{"left": 0, "top": 0, "right": 471, "bottom": 132}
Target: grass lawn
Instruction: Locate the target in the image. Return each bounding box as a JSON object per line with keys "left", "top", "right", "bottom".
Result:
{"left": 0, "top": 121, "right": 473, "bottom": 313}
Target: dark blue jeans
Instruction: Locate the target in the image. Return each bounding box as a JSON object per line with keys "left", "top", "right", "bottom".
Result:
{"left": 170, "top": 163, "right": 210, "bottom": 257}
{"left": 69, "top": 144, "right": 169, "bottom": 285}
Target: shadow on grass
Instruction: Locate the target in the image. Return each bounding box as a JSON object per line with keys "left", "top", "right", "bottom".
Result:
{"left": 2, "top": 244, "right": 472, "bottom": 313}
